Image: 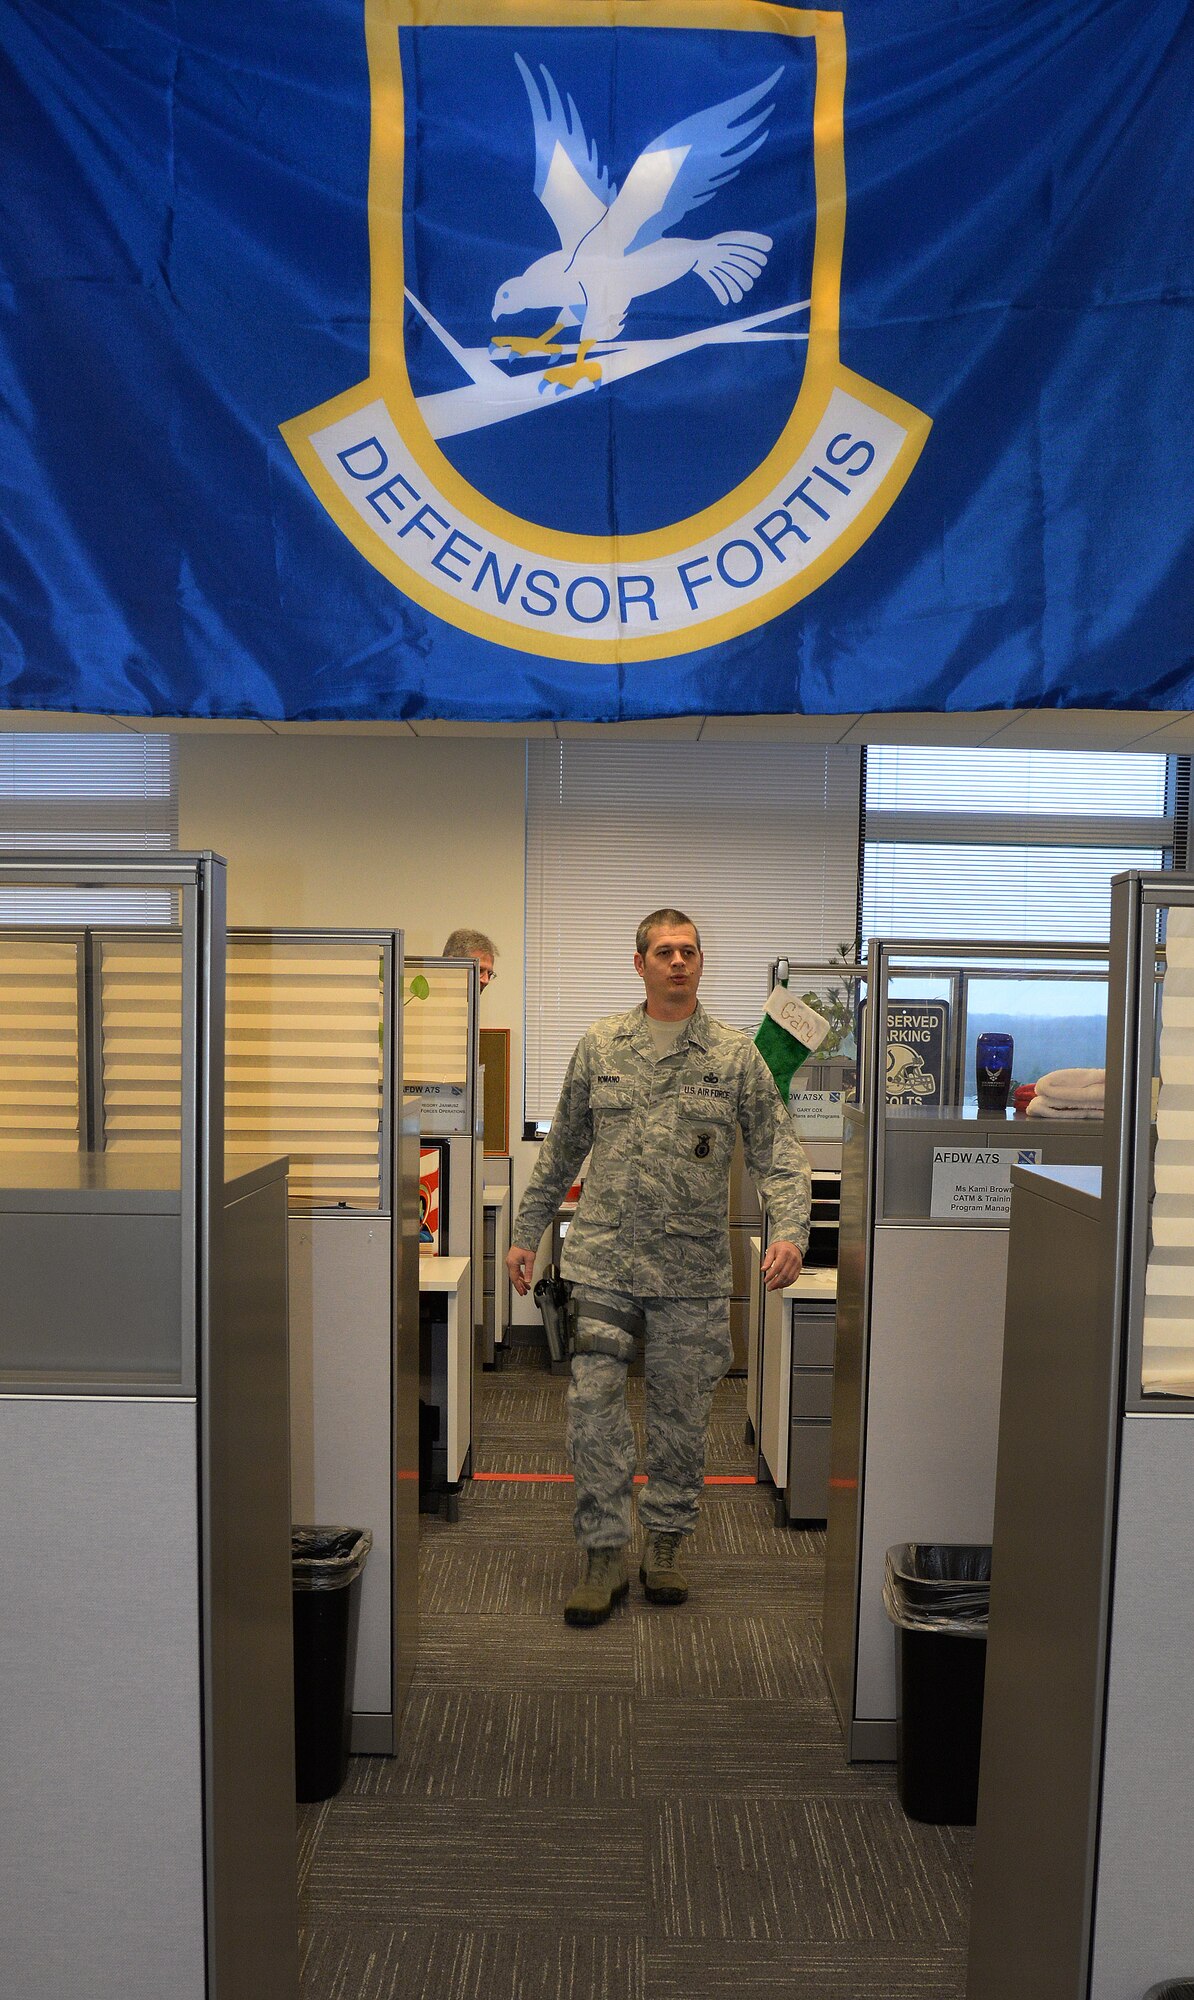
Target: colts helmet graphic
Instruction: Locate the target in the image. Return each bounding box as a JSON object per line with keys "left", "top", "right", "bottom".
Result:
{"left": 283, "top": 3, "right": 931, "bottom": 662}
{"left": 885, "top": 1043, "right": 935, "bottom": 1100}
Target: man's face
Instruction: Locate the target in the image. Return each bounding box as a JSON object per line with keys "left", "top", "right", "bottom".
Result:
{"left": 634, "top": 924, "right": 703, "bottom": 1013}
{"left": 472, "top": 951, "right": 496, "bottom": 990}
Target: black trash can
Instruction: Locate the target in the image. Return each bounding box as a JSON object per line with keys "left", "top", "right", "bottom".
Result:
{"left": 291, "top": 1526, "right": 372, "bottom": 1803}
{"left": 883, "top": 1542, "right": 991, "bottom": 1826}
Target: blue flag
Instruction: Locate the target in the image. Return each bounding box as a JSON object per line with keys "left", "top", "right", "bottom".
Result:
{"left": 1, "top": 1, "right": 1191, "bottom": 723}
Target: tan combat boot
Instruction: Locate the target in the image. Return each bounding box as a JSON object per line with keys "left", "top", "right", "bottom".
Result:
{"left": 639, "top": 1531, "right": 688, "bottom": 1604}
{"left": 563, "top": 1548, "right": 629, "bottom": 1627}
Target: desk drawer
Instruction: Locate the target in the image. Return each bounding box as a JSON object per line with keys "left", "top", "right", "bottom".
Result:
{"left": 787, "top": 1419, "right": 831, "bottom": 1522}
{"left": 791, "top": 1315, "right": 835, "bottom": 1368}
{"left": 791, "top": 1366, "right": 833, "bottom": 1421}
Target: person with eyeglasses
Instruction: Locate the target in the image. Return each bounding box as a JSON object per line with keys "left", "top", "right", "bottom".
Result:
{"left": 441, "top": 928, "right": 497, "bottom": 990}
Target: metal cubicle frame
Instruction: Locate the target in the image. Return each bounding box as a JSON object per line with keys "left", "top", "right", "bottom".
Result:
{"left": 230, "top": 927, "right": 418, "bottom": 1751}
{"left": 0, "top": 858, "right": 225, "bottom": 1395}
{"left": 0, "top": 853, "right": 298, "bottom": 2000}
{"left": 825, "top": 934, "right": 1112, "bottom": 1759}
{"left": 967, "top": 874, "right": 1194, "bottom": 2000}
{"left": 748, "top": 959, "right": 866, "bottom": 1460}
{"left": 405, "top": 953, "right": 482, "bottom": 1489}
{"left": 1109, "top": 875, "right": 1194, "bottom": 1418}
{"left": 0, "top": 914, "right": 417, "bottom": 1753}
{"left": 865, "top": 936, "right": 1111, "bottom": 1218}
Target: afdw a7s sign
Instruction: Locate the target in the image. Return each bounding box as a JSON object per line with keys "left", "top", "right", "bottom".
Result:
{"left": 283, "top": 2, "right": 930, "bottom": 664}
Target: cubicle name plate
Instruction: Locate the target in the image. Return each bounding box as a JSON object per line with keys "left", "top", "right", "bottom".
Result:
{"left": 930, "top": 1145, "right": 1042, "bottom": 1220}
{"left": 408, "top": 1081, "right": 468, "bottom": 1133}
{"left": 788, "top": 1088, "right": 850, "bottom": 1138}
{"left": 885, "top": 1000, "right": 950, "bottom": 1105}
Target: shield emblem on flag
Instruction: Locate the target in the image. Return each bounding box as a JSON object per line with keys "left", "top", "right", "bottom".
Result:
{"left": 283, "top": 1, "right": 930, "bottom": 662}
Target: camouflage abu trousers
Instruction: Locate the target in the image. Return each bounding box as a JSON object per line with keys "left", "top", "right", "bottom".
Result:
{"left": 566, "top": 1286, "right": 734, "bottom": 1550}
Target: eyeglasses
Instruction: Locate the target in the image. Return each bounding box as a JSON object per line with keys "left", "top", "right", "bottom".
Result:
{"left": 478, "top": 965, "right": 497, "bottom": 986}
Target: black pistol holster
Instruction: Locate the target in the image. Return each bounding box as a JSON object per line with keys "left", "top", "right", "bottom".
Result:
{"left": 533, "top": 1265, "right": 574, "bottom": 1363}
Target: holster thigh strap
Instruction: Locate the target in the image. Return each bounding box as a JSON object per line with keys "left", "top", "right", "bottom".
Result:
{"left": 572, "top": 1293, "right": 645, "bottom": 1359}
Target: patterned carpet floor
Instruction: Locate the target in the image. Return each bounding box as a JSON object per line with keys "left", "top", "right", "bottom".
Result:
{"left": 297, "top": 1347, "right": 971, "bottom": 1999}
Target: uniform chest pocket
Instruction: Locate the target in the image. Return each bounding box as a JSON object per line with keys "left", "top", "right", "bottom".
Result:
{"left": 674, "top": 1086, "right": 735, "bottom": 1166}
{"left": 591, "top": 1078, "right": 634, "bottom": 1115}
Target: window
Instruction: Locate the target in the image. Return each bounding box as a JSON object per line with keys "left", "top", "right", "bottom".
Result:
{"left": 524, "top": 739, "right": 862, "bottom": 1122}
{"left": 861, "top": 747, "right": 1174, "bottom": 944}
{"left": 861, "top": 745, "right": 1177, "bottom": 1083}
{"left": 0, "top": 733, "right": 178, "bottom": 922}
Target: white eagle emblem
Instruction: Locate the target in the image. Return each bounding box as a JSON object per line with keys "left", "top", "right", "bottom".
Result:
{"left": 491, "top": 57, "right": 781, "bottom": 392}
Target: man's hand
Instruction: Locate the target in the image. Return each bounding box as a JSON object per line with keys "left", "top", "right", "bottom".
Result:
{"left": 761, "top": 1239, "right": 803, "bottom": 1292}
{"left": 507, "top": 1244, "right": 537, "bottom": 1297}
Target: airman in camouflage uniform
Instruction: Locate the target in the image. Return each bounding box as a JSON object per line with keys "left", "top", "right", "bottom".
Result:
{"left": 509, "top": 910, "right": 811, "bottom": 1624}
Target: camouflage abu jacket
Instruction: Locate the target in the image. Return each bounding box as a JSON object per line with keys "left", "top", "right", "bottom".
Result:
{"left": 514, "top": 1002, "right": 812, "bottom": 1299}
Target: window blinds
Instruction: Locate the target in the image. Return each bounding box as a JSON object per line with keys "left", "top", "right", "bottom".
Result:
{"left": 0, "top": 733, "right": 178, "bottom": 923}
{"left": 402, "top": 963, "right": 472, "bottom": 1088}
{"left": 0, "top": 938, "right": 82, "bottom": 1151}
{"left": 525, "top": 740, "right": 862, "bottom": 1120}
{"left": 862, "top": 747, "right": 1172, "bottom": 945}
{"left": 97, "top": 935, "right": 387, "bottom": 1207}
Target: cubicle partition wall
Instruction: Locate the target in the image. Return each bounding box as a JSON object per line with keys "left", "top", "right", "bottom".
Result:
{"left": 0, "top": 856, "right": 298, "bottom": 2000}
{"left": 748, "top": 960, "right": 864, "bottom": 1516}
{"left": 404, "top": 955, "right": 481, "bottom": 1491}
{"left": 0, "top": 921, "right": 419, "bottom": 1754}
{"left": 225, "top": 931, "right": 418, "bottom": 1754}
{"left": 823, "top": 938, "right": 1110, "bottom": 1760}
{"left": 969, "top": 874, "right": 1194, "bottom": 2000}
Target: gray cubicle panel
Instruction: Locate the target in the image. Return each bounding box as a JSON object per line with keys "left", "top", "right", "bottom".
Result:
{"left": 0, "top": 854, "right": 297, "bottom": 2000}
{"left": 0, "top": 1153, "right": 297, "bottom": 2000}
{"left": 969, "top": 872, "right": 1194, "bottom": 2000}
{"left": 823, "top": 936, "right": 1110, "bottom": 1762}
{"left": 825, "top": 1101, "right": 1104, "bottom": 1760}
{"left": 225, "top": 930, "right": 418, "bottom": 1757}
{"left": 90, "top": 924, "right": 417, "bottom": 1754}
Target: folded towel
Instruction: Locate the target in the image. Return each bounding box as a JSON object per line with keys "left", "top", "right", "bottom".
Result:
{"left": 1026, "top": 1096, "right": 1102, "bottom": 1120}
{"left": 1034, "top": 1066, "right": 1105, "bottom": 1106}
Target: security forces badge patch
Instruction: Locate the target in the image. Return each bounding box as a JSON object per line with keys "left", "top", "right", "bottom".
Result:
{"left": 283, "top": 2, "right": 931, "bottom": 663}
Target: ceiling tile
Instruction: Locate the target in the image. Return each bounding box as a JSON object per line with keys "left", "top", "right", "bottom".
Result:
{"left": 0, "top": 710, "right": 135, "bottom": 732}
{"left": 840, "top": 712, "right": 1021, "bottom": 747}
{"left": 698, "top": 713, "right": 861, "bottom": 742}
{"left": 1110, "top": 713, "right": 1194, "bottom": 753}
{"left": 554, "top": 717, "right": 705, "bottom": 739}
{"left": 266, "top": 719, "right": 415, "bottom": 736}
{"left": 980, "top": 709, "right": 1186, "bottom": 750}
{"left": 121, "top": 716, "right": 278, "bottom": 734}
{"left": 409, "top": 719, "right": 556, "bottom": 737}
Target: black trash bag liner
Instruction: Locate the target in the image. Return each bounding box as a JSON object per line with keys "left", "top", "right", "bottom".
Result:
{"left": 1143, "top": 1985, "right": 1194, "bottom": 1999}
{"left": 883, "top": 1542, "right": 991, "bottom": 1634}
{"left": 291, "top": 1526, "right": 372, "bottom": 1591}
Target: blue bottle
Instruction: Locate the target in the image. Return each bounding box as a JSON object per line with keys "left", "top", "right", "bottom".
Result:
{"left": 976, "top": 1032, "right": 1014, "bottom": 1112}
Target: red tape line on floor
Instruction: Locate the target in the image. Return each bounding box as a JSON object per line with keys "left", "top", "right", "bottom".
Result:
{"left": 470, "top": 1471, "right": 757, "bottom": 1485}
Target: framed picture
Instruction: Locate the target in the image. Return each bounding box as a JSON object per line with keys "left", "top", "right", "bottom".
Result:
{"left": 419, "top": 1142, "right": 449, "bottom": 1256}
{"left": 479, "top": 1026, "right": 511, "bottom": 1155}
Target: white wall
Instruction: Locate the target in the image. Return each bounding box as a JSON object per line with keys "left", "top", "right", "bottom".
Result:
{"left": 176, "top": 732, "right": 542, "bottom": 1319}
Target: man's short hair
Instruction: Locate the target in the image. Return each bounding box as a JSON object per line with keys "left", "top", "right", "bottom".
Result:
{"left": 636, "top": 908, "right": 701, "bottom": 956}
{"left": 441, "top": 928, "right": 497, "bottom": 960}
